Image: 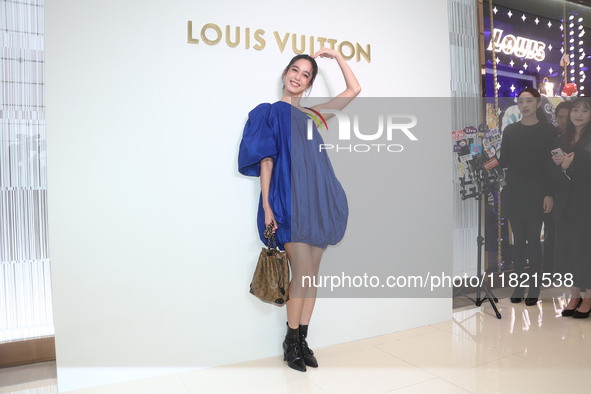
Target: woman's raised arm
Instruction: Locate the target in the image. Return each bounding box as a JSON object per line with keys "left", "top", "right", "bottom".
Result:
{"left": 310, "top": 47, "right": 361, "bottom": 116}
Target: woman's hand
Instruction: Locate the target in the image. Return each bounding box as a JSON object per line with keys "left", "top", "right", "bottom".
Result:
{"left": 312, "top": 47, "right": 340, "bottom": 60}
{"left": 552, "top": 155, "right": 564, "bottom": 166}
{"left": 561, "top": 152, "right": 575, "bottom": 170}
{"left": 264, "top": 208, "right": 278, "bottom": 233}
{"left": 543, "top": 196, "right": 553, "bottom": 214}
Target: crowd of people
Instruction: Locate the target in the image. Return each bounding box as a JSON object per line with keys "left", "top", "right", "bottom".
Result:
{"left": 500, "top": 90, "right": 591, "bottom": 318}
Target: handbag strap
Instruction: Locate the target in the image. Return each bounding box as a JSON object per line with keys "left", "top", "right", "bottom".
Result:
{"left": 263, "top": 223, "right": 278, "bottom": 250}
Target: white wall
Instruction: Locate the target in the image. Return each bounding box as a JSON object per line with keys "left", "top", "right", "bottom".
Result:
{"left": 46, "top": 0, "right": 452, "bottom": 391}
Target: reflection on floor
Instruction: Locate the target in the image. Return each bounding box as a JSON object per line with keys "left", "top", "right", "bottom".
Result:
{"left": 2, "top": 288, "right": 590, "bottom": 393}
{"left": 452, "top": 279, "right": 524, "bottom": 309}
{"left": 0, "top": 361, "right": 57, "bottom": 393}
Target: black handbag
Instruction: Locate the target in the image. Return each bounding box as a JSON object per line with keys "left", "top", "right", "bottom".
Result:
{"left": 249, "top": 224, "right": 290, "bottom": 306}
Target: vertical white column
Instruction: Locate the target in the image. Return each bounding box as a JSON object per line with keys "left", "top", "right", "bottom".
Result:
{"left": 0, "top": 0, "right": 52, "bottom": 343}
{"left": 448, "top": 0, "right": 481, "bottom": 277}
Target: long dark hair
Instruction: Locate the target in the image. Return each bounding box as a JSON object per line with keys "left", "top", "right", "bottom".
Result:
{"left": 561, "top": 97, "right": 591, "bottom": 151}
{"left": 282, "top": 54, "right": 318, "bottom": 90}
{"left": 555, "top": 100, "right": 573, "bottom": 116}
{"left": 517, "top": 87, "right": 548, "bottom": 123}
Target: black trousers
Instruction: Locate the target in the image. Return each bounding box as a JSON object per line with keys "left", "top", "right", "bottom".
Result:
{"left": 542, "top": 212, "right": 555, "bottom": 273}
{"left": 510, "top": 219, "right": 543, "bottom": 282}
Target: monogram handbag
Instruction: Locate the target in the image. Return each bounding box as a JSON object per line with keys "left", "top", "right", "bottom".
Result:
{"left": 249, "top": 224, "right": 290, "bottom": 306}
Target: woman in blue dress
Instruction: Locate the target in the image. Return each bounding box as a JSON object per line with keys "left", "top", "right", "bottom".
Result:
{"left": 238, "top": 48, "right": 361, "bottom": 372}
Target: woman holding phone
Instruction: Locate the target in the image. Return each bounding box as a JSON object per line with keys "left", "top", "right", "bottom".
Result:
{"left": 551, "top": 97, "right": 591, "bottom": 318}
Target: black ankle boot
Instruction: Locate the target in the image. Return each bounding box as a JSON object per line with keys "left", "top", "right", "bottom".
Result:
{"left": 283, "top": 324, "right": 306, "bottom": 372}
{"left": 299, "top": 324, "right": 318, "bottom": 368}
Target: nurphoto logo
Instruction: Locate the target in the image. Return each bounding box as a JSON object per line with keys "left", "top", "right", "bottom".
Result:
{"left": 307, "top": 109, "right": 418, "bottom": 153}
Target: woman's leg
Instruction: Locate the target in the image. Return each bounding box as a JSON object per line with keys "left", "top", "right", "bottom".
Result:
{"left": 510, "top": 220, "right": 527, "bottom": 301}
{"left": 300, "top": 245, "right": 324, "bottom": 325}
{"left": 523, "top": 219, "right": 543, "bottom": 304}
{"left": 283, "top": 242, "right": 324, "bottom": 369}
{"left": 578, "top": 292, "right": 591, "bottom": 315}
{"left": 556, "top": 219, "right": 582, "bottom": 313}
{"left": 572, "top": 220, "right": 591, "bottom": 316}
{"left": 285, "top": 242, "right": 317, "bottom": 328}
{"left": 524, "top": 219, "right": 543, "bottom": 277}
{"left": 553, "top": 220, "right": 570, "bottom": 276}
{"left": 510, "top": 220, "right": 527, "bottom": 274}
{"left": 565, "top": 286, "right": 582, "bottom": 310}
{"left": 543, "top": 213, "right": 555, "bottom": 274}
{"left": 281, "top": 242, "right": 312, "bottom": 372}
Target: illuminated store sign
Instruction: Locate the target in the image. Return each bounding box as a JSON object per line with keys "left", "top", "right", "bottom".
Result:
{"left": 487, "top": 28, "right": 546, "bottom": 61}
{"left": 482, "top": 3, "right": 567, "bottom": 98}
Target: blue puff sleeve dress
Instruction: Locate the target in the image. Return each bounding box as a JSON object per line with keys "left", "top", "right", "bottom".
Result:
{"left": 238, "top": 101, "right": 348, "bottom": 250}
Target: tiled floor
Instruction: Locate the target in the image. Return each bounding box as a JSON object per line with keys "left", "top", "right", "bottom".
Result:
{"left": 2, "top": 288, "right": 590, "bottom": 393}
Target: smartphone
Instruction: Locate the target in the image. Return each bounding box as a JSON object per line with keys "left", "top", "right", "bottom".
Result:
{"left": 551, "top": 148, "right": 564, "bottom": 157}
